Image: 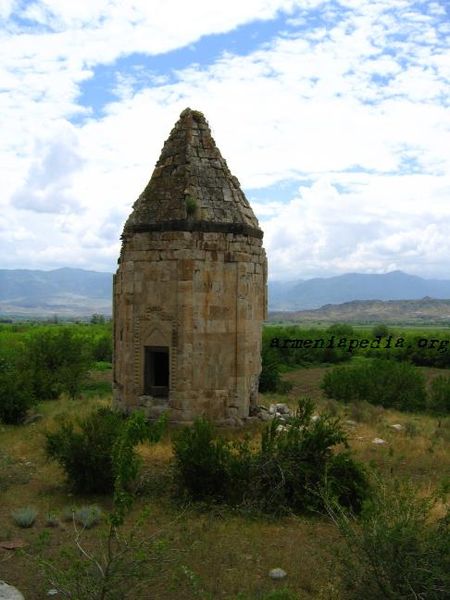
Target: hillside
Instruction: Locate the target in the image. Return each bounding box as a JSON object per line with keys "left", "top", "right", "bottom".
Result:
{"left": 0, "top": 268, "right": 112, "bottom": 318}
{"left": 2, "top": 268, "right": 450, "bottom": 320}
{"left": 269, "top": 297, "right": 450, "bottom": 324}
{"left": 268, "top": 271, "right": 450, "bottom": 310}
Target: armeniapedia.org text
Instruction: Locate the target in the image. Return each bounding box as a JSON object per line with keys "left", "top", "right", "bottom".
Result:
{"left": 269, "top": 335, "right": 449, "bottom": 353}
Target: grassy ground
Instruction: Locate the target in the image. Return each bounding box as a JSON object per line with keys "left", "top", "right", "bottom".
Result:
{"left": 0, "top": 365, "right": 449, "bottom": 599}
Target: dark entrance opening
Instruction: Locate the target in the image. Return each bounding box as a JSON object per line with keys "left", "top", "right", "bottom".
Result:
{"left": 144, "top": 346, "right": 169, "bottom": 397}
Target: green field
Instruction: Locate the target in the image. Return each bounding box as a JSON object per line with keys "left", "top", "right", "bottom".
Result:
{"left": 0, "top": 322, "right": 449, "bottom": 599}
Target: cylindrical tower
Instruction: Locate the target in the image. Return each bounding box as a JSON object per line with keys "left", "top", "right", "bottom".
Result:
{"left": 113, "top": 108, "right": 267, "bottom": 423}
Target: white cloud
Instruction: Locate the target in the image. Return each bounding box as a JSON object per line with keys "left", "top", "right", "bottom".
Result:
{"left": 258, "top": 172, "right": 450, "bottom": 279}
{"left": 1, "top": 0, "right": 450, "bottom": 279}
{"left": 11, "top": 126, "right": 84, "bottom": 213}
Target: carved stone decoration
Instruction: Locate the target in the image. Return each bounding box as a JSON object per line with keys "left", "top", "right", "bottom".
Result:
{"left": 113, "top": 108, "right": 267, "bottom": 422}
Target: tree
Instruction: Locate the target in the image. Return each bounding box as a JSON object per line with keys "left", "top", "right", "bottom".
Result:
{"left": 26, "top": 327, "right": 93, "bottom": 401}
{"left": 371, "top": 323, "right": 389, "bottom": 338}
{"left": 90, "top": 314, "right": 106, "bottom": 325}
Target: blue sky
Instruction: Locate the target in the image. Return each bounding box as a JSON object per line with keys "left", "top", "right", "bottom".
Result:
{"left": 2, "top": 0, "right": 450, "bottom": 280}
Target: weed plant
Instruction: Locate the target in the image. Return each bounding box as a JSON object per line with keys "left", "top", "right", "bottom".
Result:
{"left": 11, "top": 506, "right": 38, "bottom": 528}
{"left": 37, "top": 411, "right": 169, "bottom": 599}
{"left": 327, "top": 479, "right": 450, "bottom": 599}
{"left": 74, "top": 505, "right": 103, "bottom": 529}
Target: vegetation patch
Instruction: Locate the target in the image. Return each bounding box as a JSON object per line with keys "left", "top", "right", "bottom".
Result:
{"left": 11, "top": 506, "right": 38, "bottom": 528}
{"left": 174, "top": 398, "right": 370, "bottom": 515}
{"left": 45, "top": 406, "right": 167, "bottom": 495}
{"left": 322, "top": 358, "right": 427, "bottom": 412}
{"left": 328, "top": 479, "right": 450, "bottom": 599}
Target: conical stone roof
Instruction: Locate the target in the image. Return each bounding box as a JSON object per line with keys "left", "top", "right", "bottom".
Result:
{"left": 123, "top": 108, "right": 262, "bottom": 238}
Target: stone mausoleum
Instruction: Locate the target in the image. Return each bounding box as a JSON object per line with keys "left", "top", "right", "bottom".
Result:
{"left": 113, "top": 108, "right": 267, "bottom": 423}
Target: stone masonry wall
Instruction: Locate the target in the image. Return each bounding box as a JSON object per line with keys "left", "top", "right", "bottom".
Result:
{"left": 113, "top": 229, "right": 267, "bottom": 422}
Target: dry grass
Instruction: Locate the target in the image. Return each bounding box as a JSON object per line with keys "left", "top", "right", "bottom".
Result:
{"left": 0, "top": 365, "right": 449, "bottom": 599}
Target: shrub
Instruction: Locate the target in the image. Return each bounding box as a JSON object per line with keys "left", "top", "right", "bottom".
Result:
{"left": 173, "top": 398, "right": 369, "bottom": 515}
{"left": 185, "top": 195, "right": 197, "bottom": 216}
{"left": 262, "top": 325, "right": 351, "bottom": 371}
{"left": 322, "top": 359, "right": 427, "bottom": 412}
{"left": 12, "top": 506, "right": 38, "bottom": 528}
{"left": 45, "top": 407, "right": 126, "bottom": 494}
{"left": 26, "top": 327, "right": 93, "bottom": 401}
{"left": 74, "top": 505, "right": 103, "bottom": 529}
{"left": 91, "top": 333, "right": 112, "bottom": 363}
{"left": 0, "top": 341, "right": 35, "bottom": 424}
{"left": 259, "top": 345, "right": 292, "bottom": 393}
{"left": 429, "top": 375, "right": 450, "bottom": 415}
{"left": 46, "top": 407, "right": 167, "bottom": 495}
{"left": 173, "top": 418, "right": 250, "bottom": 503}
{"left": 327, "top": 323, "right": 354, "bottom": 336}
{"left": 250, "top": 398, "right": 369, "bottom": 514}
{"left": 329, "top": 480, "right": 450, "bottom": 599}
{"left": 371, "top": 323, "right": 389, "bottom": 338}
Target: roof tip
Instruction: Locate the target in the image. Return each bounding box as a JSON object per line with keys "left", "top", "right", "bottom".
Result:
{"left": 179, "top": 107, "right": 206, "bottom": 122}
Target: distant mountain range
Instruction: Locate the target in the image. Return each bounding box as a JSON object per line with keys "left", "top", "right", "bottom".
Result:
{"left": 0, "top": 268, "right": 112, "bottom": 318}
{"left": 1, "top": 268, "right": 450, "bottom": 320}
{"left": 269, "top": 298, "right": 450, "bottom": 324}
{"left": 268, "top": 271, "right": 450, "bottom": 310}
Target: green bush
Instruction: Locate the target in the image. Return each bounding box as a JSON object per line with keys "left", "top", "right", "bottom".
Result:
{"left": 259, "top": 345, "right": 293, "bottom": 393}
{"left": 250, "top": 398, "right": 369, "bottom": 514}
{"left": 91, "top": 332, "right": 112, "bottom": 363}
{"left": 262, "top": 325, "right": 352, "bottom": 370}
{"left": 371, "top": 323, "right": 389, "bottom": 338}
{"left": 12, "top": 506, "right": 38, "bottom": 528}
{"left": 46, "top": 407, "right": 167, "bottom": 496}
{"left": 26, "top": 327, "right": 93, "bottom": 400}
{"left": 327, "top": 323, "right": 355, "bottom": 336}
{"left": 329, "top": 480, "right": 450, "bottom": 599}
{"left": 0, "top": 340, "right": 35, "bottom": 424}
{"left": 74, "top": 505, "right": 103, "bottom": 529}
{"left": 322, "top": 359, "right": 427, "bottom": 412}
{"left": 173, "top": 399, "right": 369, "bottom": 515}
{"left": 46, "top": 407, "right": 124, "bottom": 494}
{"left": 173, "top": 418, "right": 250, "bottom": 503}
{"left": 429, "top": 375, "right": 450, "bottom": 415}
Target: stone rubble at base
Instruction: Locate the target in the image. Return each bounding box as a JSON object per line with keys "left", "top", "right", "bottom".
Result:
{"left": 0, "top": 581, "right": 24, "bottom": 600}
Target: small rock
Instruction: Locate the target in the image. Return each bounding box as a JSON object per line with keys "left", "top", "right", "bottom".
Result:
{"left": 269, "top": 404, "right": 277, "bottom": 414}
{"left": 372, "top": 437, "right": 387, "bottom": 445}
{"left": 217, "top": 417, "right": 243, "bottom": 427}
{"left": 23, "top": 413, "right": 43, "bottom": 425}
{"left": 390, "top": 424, "right": 403, "bottom": 431}
{"left": 258, "top": 405, "right": 269, "bottom": 412}
{"left": 276, "top": 425, "right": 287, "bottom": 433}
{"left": 259, "top": 411, "right": 272, "bottom": 422}
{"left": 276, "top": 403, "right": 290, "bottom": 414}
{"left": 345, "top": 419, "right": 357, "bottom": 427}
{"left": 0, "top": 539, "right": 28, "bottom": 550}
{"left": 311, "top": 414, "right": 320, "bottom": 422}
{"left": 243, "top": 416, "right": 259, "bottom": 424}
{"left": 0, "top": 581, "right": 24, "bottom": 600}
{"left": 47, "top": 590, "right": 59, "bottom": 596}
{"left": 269, "top": 568, "right": 287, "bottom": 580}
